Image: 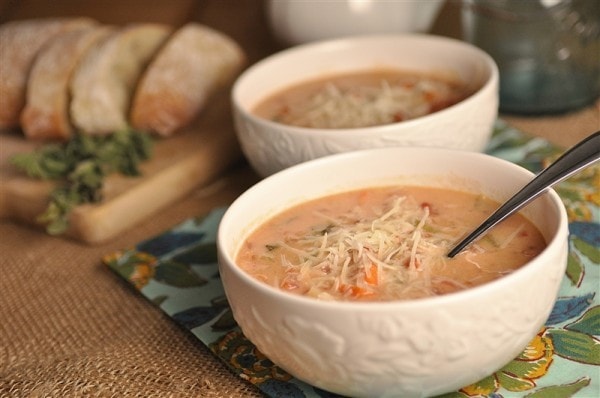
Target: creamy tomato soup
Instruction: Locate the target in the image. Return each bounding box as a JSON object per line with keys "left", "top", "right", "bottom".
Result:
{"left": 236, "top": 186, "right": 546, "bottom": 302}
{"left": 252, "top": 69, "right": 470, "bottom": 129}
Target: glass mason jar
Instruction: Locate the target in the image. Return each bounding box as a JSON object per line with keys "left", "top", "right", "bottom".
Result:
{"left": 462, "top": 0, "right": 599, "bottom": 114}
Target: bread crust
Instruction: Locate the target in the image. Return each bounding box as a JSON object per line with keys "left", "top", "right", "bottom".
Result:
{"left": 21, "top": 26, "right": 114, "bottom": 141}
{"left": 130, "top": 23, "right": 245, "bottom": 136}
{"left": 70, "top": 23, "right": 172, "bottom": 135}
{"left": 0, "top": 17, "right": 96, "bottom": 130}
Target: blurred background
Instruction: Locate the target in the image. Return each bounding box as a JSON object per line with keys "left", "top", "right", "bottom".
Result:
{"left": 1, "top": 0, "right": 598, "bottom": 144}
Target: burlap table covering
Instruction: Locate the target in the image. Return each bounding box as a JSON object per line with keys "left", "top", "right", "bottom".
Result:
{"left": 0, "top": 165, "right": 266, "bottom": 397}
{"left": 1, "top": 0, "right": 599, "bottom": 395}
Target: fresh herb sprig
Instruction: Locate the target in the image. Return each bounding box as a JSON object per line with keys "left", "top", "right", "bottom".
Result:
{"left": 10, "top": 129, "right": 154, "bottom": 235}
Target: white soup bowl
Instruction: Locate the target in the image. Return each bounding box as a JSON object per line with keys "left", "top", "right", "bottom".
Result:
{"left": 232, "top": 34, "right": 499, "bottom": 177}
{"left": 217, "top": 147, "right": 568, "bottom": 398}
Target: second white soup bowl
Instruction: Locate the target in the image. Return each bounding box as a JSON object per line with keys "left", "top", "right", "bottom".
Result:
{"left": 232, "top": 34, "right": 499, "bottom": 177}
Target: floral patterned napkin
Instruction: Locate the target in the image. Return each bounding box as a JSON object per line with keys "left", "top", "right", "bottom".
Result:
{"left": 104, "top": 120, "right": 599, "bottom": 398}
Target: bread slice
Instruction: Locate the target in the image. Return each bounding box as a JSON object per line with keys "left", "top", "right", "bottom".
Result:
{"left": 0, "top": 17, "right": 96, "bottom": 130}
{"left": 21, "top": 25, "right": 114, "bottom": 141}
{"left": 130, "top": 23, "right": 245, "bottom": 136}
{"left": 70, "top": 23, "right": 172, "bottom": 135}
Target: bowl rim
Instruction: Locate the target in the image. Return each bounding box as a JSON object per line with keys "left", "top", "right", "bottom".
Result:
{"left": 217, "top": 147, "right": 569, "bottom": 311}
{"left": 231, "top": 33, "right": 499, "bottom": 137}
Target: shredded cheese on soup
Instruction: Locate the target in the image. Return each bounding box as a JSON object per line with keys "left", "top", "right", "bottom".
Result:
{"left": 252, "top": 69, "right": 469, "bottom": 129}
{"left": 236, "top": 186, "right": 546, "bottom": 302}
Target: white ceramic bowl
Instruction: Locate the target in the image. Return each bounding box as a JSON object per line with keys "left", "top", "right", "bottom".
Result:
{"left": 232, "top": 34, "right": 499, "bottom": 177}
{"left": 217, "top": 147, "right": 568, "bottom": 398}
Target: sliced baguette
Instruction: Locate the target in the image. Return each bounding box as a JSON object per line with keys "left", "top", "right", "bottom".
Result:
{"left": 21, "top": 25, "right": 114, "bottom": 141}
{"left": 130, "top": 23, "right": 246, "bottom": 136}
{"left": 0, "top": 17, "right": 97, "bottom": 130}
{"left": 70, "top": 23, "right": 172, "bottom": 135}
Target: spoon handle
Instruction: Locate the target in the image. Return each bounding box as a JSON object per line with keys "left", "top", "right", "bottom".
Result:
{"left": 448, "top": 131, "right": 600, "bottom": 258}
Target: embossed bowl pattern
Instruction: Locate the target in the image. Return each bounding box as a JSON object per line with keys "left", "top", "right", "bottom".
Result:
{"left": 217, "top": 147, "right": 569, "bottom": 398}
{"left": 232, "top": 34, "right": 499, "bottom": 177}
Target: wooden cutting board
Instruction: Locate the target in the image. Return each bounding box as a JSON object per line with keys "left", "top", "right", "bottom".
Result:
{"left": 0, "top": 89, "right": 242, "bottom": 244}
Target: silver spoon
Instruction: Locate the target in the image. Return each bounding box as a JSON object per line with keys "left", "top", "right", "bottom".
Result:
{"left": 447, "top": 131, "right": 600, "bottom": 258}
